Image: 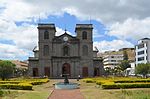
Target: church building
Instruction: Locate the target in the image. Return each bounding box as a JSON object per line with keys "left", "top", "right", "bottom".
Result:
{"left": 28, "top": 23, "right": 103, "bottom": 78}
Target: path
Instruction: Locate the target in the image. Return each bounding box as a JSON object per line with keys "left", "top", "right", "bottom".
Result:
{"left": 48, "top": 89, "right": 84, "bottom": 99}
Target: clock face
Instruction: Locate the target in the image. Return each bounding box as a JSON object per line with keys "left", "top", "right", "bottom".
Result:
{"left": 63, "top": 36, "right": 68, "bottom": 41}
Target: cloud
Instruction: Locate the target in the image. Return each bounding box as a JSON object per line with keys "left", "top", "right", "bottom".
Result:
{"left": 93, "top": 29, "right": 104, "bottom": 38}
{"left": 1, "top": 0, "right": 150, "bottom": 23}
{"left": 0, "top": 43, "right": 29, "bottom": 60}
{"left": 94, "top": 39, "right": 134, "bottom": 52}
{"left": 56, "top": 27, "right": 72, "bottom": 36}
{"left": 107, "top": 18, "right": 150, "bottom": 40}
{"left": 0, "top": 19, "right": 38, "bottom": 50}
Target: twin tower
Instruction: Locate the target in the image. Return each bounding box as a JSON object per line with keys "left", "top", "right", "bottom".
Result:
{"left": 29, "top": 23, "right": 102, "bottom": 78}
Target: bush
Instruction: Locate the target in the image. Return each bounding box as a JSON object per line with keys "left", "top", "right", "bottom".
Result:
{"left": 114, "top": 79, "right": 150, "bottom": 83}
{"left": 0, "top": 79, "right": 49, "bottom": 85}
{"left": 0, "top": 81, "right": 22, "bottom": 84}
{"left": 82, "top": 79, "right": 95, "bottom": 83}
{"left": 0, "top": 83, "right": 32, "bottom": 90}
{"left": 29, "top": 79, "right": 49, "bottom": 85}
{"left": 102, "top": 83, "right": 150, "bottom": 89}
{"left": 96, "top": 81, "right": 114, "bottom": 85}
{"left": 0, "top": 89, "right": 4, "bottom": 96}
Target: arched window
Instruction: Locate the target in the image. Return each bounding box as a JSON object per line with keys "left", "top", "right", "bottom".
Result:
{"left": 44, "top": 30, "right": 49, "bottom": 39}
{"left": 43, "top": 45, "right": 49, "bottom": 56}
{"left": 82, "top": 45, "right": 88, "bottom": 56}
{"left": 63, "top": 46, "right": 69, "bottom": 56}
{"left": 82, "top": 31, "right": 87, "bottom": 40}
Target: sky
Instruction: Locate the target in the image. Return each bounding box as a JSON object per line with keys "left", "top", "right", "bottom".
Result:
{"left": 0, "top": 0, "right": 150, "bottom": 60}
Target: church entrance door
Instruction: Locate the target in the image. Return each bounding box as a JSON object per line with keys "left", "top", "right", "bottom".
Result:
{"left": 44, "top": 67, "right": 50, "bottom": 77}
{"left": 62, "top": 63, "right": 71, "bottom": 76}
{"left": 94, "top": 67, "right": 100, "bottom": 76}
{"left": 33, "top": 68, "right": 39, "bottom": 77}
{"left": 82, "top": 67, "right": 88, "bottom": 77}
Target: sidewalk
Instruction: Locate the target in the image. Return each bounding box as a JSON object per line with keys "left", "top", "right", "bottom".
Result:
{"left": 48, "top": 89, "right": 84, "bottom": 99}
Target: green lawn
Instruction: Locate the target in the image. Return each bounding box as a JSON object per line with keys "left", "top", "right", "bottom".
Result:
{"left": 80, "top": 81, "right": 150, "bottom": 99}
{"left": 1, "top": 79, "right": 57, "bottom": 99}
{"left": 1, "top": 78, "right": 150, "bottom": 99}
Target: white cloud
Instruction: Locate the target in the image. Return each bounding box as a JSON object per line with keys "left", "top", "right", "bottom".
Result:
{"left": 0, "top": 0, "right": 150, "bottom": 23}
{"left": 94, "top": 39, "right": 134, "bottom": 52}
{"left": 107, "top": 18, "right": 150, "bottom": 40}
{"left": 0, "top": 19, "right": 38, "bottom": 50}
{"left": 56, "top": 27, "right": 72, "bottom": 36}
{"left": 0, "top": 43, "right": 29, "bottom": 60}
{"left": 93, "top": 29, "right": 104, "bottom": 38}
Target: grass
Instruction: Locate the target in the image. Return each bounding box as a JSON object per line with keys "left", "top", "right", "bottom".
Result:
{"left": 80, "top": 78, "right": 150, "bottom": 99}
{"left": 1, "top": 78, "right": 150, "bottom": 99}
{"left": 1, "top": 79, "right": 57, "bottom": 99}
{"left": 80, "top": 81, "right": 150, "bottom": 99}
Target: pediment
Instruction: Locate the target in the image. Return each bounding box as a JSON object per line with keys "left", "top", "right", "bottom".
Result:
{"left": 53, "top": 32, "right": 79, "bottom": 42}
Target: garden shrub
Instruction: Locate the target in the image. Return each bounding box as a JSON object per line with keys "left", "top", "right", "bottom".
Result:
{"left": 0, "top": 89, "right": 4, "bottom": 96}
{"left": 82, "top": 79, "right": 95, "bottom": 83}
{"left": 0, "top": 79, "right": 49, "bottom": 85}
{"left": 114, "top": 79, "right": 150, "bottom": 83}
{"left": 0, "top": 78, "right": 49, "bottom": 90}
{"left": 96, "top": 81, "right": 114, "bottom": 85}
{"left": 0, "top": 81, "right": 22, "bottom": 84}
{"left": 102, "top": 83, "right": 150, "bottom": 89}
{"left": 0, "top": 83, "right": 32, "bottom": 90}
{"left": 29, "top": 79, "right": 49, "bottom": 85}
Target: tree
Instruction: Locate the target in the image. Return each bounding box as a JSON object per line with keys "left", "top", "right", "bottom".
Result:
{"left": 135, "top": 63, "right": 150, "bottom": 78}
{"left": 119, "top": 60, "right": 131, "bottom": 71}
{"left": 0, "top": 60, "right": 16, "bottom": 80}
{"left": 104, "top": 67, "right": 112, "bottom": 76}
{"left": 123, "top": 50, "right": 128, "bottom": 60}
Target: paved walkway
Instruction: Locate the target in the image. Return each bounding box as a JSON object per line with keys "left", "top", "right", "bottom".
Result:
{"left": 48, "top": 89, "right": 84, "bottom": 99}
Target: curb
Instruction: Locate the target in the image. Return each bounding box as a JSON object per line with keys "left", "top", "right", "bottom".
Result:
{"left": 47, "top": 88, "right": 55, "bottom": 99}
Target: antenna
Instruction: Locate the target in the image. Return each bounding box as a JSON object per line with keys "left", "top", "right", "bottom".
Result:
{"left": 64, "top": 22, "right": 67, "bottom": 33}
{"left": 38, "top": 14, "right": 41, "bottom": 24}
{"left": 89, "top": 15, "right": 91, "bottom": 24}
{"left": 89, "top": 13, "right": 92, "bottom": 24}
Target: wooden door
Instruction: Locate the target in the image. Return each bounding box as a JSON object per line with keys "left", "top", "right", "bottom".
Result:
{"left": 82, "top": 67, "right": 88, "bottom": 77}
{"left": 33, "top": 68, "right": 39, "bottom": 77}
{"left": 44, "top": 67, "right": 50, "bottom": 77}
{"left": 62, "top": 63, "right": 71, "bottom": 76}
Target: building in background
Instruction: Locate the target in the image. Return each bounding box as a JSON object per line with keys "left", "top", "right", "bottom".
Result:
{"left": 135, "top": 38, "right": 150, "bottom": 65}
{"left": 11, "top": 60, "right": 28, "bottom": 76}
{"left": 100, "top": 48, "right": 135, "bottom": 69}
{"left": 11, "top": 60, "right": 28, "bottom": 69}
{"left": 103, "top": 52, "right": 123, "bottom": 69}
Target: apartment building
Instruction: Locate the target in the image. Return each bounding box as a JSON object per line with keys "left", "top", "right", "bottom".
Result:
{"left": 135, "top": 38, "right": 150, "bottom": 65}
{"left": 103, "top": 52, "right": 123, "bottom": 69}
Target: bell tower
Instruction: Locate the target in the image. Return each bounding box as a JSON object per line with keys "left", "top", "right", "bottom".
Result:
{"left": 75, "top": 24, "right": 94, "bottom": 77}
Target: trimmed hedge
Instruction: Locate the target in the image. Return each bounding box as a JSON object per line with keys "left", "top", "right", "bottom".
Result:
{"left": 0, "top": 83, "right": 32, "bottom": 90}
{"left": 29, "top": 79, "right": 49, "bottom": 85}
{"left": 102, "top": 83, "right": 150, "bottom": 89}
{"left": 0, "top": 81, "right": 22, "bottom": 84}
{"left": 96, "top": 81, "right": 114, "bottom": 85}
{"left": 82, "top": 79, "right": 96, "bottom": 83}
{"left": 0, "top": 79, "right": 49, "bottom": 90}
{"left": 0, "top": 79, "right": 49, "bottom": 85}
{"left": 114, "top": 79, "right": 150, "bottom": 83}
